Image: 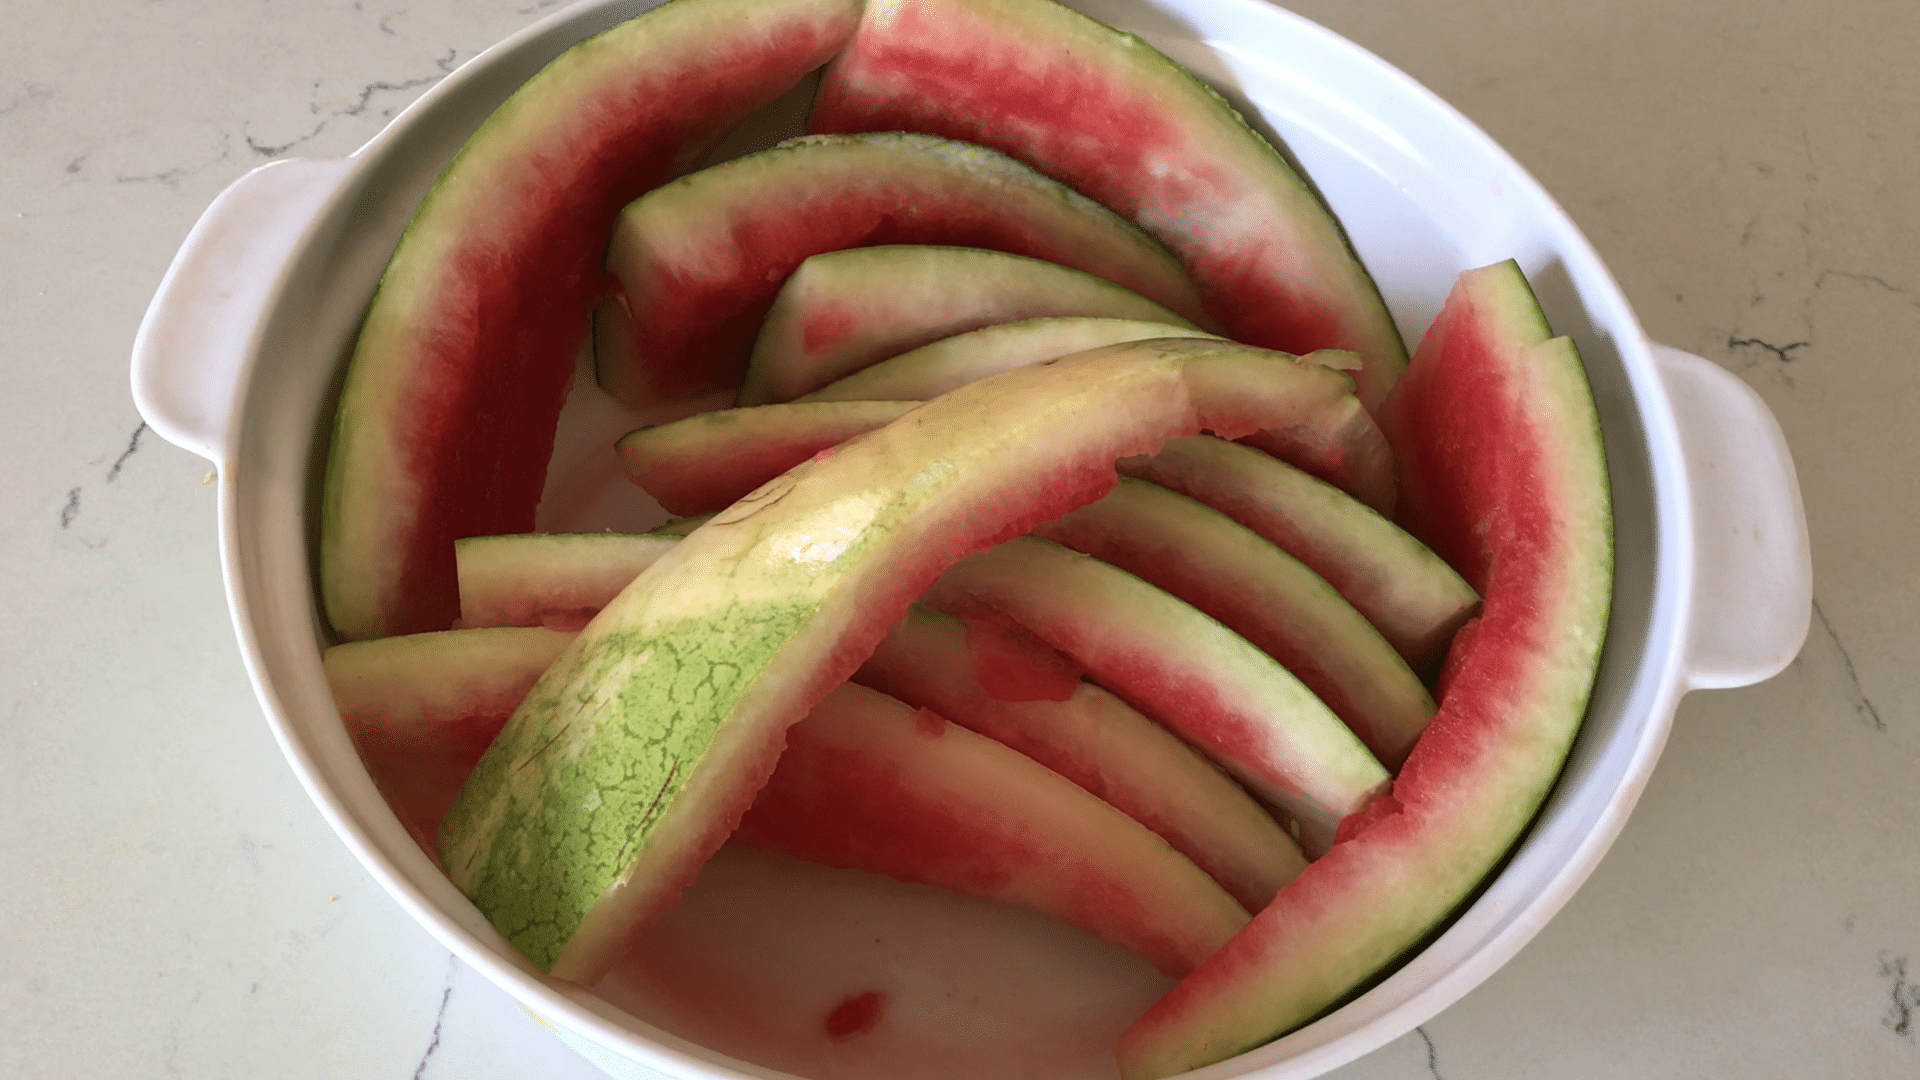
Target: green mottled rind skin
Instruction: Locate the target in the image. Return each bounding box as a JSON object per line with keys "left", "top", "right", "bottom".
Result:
{"left": 438, "top": 337, "right": 1383, "bottom": 983}
{"left": 442, "top": 602, "right": 808, "bottom": 971}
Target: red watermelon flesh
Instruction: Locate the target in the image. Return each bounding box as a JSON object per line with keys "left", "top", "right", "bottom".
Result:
{"left": 455, "top": 531, "right": 682, "bottom": 631}
{"left": 734, "top": 682, "right": 1250, "bottom": 978}
{"left": 857, "top": 607, "right": 1306, "bottom": 913}
{"left": 945, "top": 604, "right": 1086, "bottom": 703}
{"left": 1033, "top": 477, "right": 1435, "bottom": 771}
{"left": 922, "top": 536, "right": 1388, "bottom": 854}
{"left": 324, "top": 627, "right": 575, "bottom": 855}
{"left": 320, "top": 0, "right": 861, "bottom": 641}
{"left": 737, "top": 245, "right": 1199, "bottom": 405}
{"left": 798, "top": 316, "right": 1220, "bottom": 403}
{"left": 1115, "top": 261, "right": 1611, "bottom": 1079}
{"left": 807, "top": 0, "right": 1407, "bottom": 412}
{"left": 597, "top": 132, "right": 1207, "bottom": 409}
{"left": 1118, "top": 435, "right": 1479, "bottom": 676}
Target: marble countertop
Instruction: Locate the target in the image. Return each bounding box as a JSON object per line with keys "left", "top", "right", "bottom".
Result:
{"left": 2, "top": 0, "right": 1913, "bottom": 1077}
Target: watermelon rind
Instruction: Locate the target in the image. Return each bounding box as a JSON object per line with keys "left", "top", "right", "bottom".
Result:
{"left": 733, "top": 682, "right": 1250, "bottom": 977}
{"left": 620, "top": 350, "right": 1392, "bottom": 520}
{"left": 1034, "top": 477, "right": 1435, "bottom": 770}
{"left": 325, "top": 626, "right": 576, "bottom": 853}
{"left": 454, "top": 532, "right": 684, "bottom": 630}
{"left": 615, "top": 400, "right": 918, "bottom": 516}
{"left": 330, "top": 628, "right": 1249, "bottom": 975}
{"left": 1115, "top": 260, "right": 1610, "bottom": 1078}
{"left": 923, "top": 536, "right": 1387, "bottom": 851}
{"left": 858, "top": 606, "right": 1306, "bottom": 913}
{"left": 319, "top": 0, "right": 861, "bottom": 641}
{"left": 449, "top": 528, "right": 1306, "bottom": 910}
{"left": 737, "top": 245, "right": 1199, "bottom": 404}
{"left": 436, "top": 338, "right": 1381, "bottom": 984}
{"left": 809, "top": 0, "right": 1407, "bottom": 410}
{"left": 798, "top": 316, "right": 1221, "bottom": 403}
{"left": 1118, "top": 435, "right": 1479, "bottom": 674}
{"left": 597, "top": 131, "right": 1208, "bottom": 409}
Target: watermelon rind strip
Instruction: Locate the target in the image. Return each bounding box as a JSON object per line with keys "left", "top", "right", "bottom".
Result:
{"left": 1035, "top": 477, "right": 1436, "bottom": 771}
{"left": 447, "top": 528, "right": 1309, "bottom": 912}
{"left": 437, "top": 338, "right": 1382, "bottom": 983}
{"left": 1114, "top": 261, "right": 1611, "bottom": 1079}
{"left": 808, "top": 0, "right": 1408, "bottom": 409}
{"left": 599, "top": 131, "right": 1208, "bottom": 407}
{"left": 734, "top": 681, "right": 1251, "bottom": 978}
{"left": 320, "top": 0, "right": 862, "bottom": 641}
{"left": 923, "top": 535, "right": 1388, "bottom": 851}
{"left": 739, "top": 244, "right": 1200, "bottom": 405}
{"left": 858, "top": 605, "right": 1307, "bottom": 913}
{"left": 798, "top": 316, "right": 1222, "bottom": 403}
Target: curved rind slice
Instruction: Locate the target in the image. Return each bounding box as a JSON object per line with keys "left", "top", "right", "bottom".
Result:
{"left": 447, "top": 532, "right": 1304, "bottom": 910}
{"left": 798, "top": 316, "right": 1220, "bottom": 402}
{"left": 455, "top": 532, "right": 683, "bottom": 631}
{"left": 320, "top": 0, "right": 862, "bottom": 641}
{"left": 1119, "top": 435, "right": 1478, "bottom": 674}
{"left": 617, "top": 349, "right": 1390, "bottom": 519}
{"left": 325, "top": 627, "right": 576, "bottom": 855}
{"left": 437, "top": 338, "right": 1382, "bottom": 984}
{"left": 329, "top": 630, "right": 1245, "bottom": 976}
{"left": 599, "top": 132, "right": 1207, "bottom": 408}
{"left": 445, "top": 530, "right": 1304, "bottom": 909}
{"left": 616, "top": 400, "right": 916, "bottom": 516}
{"left": 734, "top": 682, "right": 1250, "bottom": 977}
{"left": 738, "top": 245, "right": 1198, "bottom": 404}
{"left": 808, "top": 0, "right": 1407, "bottom": 410}
{"left": 1116, "top": 261, "right": 1611, "bottom": 1078}
{"left": 857, "top": 607, "right": 1306, "bottom": 912}
{"left": 922, "top": 536, "right": 1387, "bottom": 852}
{"left": 1034, "top": 478, "right": 1435, "bottom": 770}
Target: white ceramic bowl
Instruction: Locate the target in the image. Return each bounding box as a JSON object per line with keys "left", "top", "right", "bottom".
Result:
{"left": 130, "top": 0, "right": 1813, "bottom": 1077}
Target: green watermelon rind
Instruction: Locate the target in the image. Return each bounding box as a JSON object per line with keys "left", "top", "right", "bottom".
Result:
{"left": 1035, "top": 477, "right": 1435, "bottom": 771}
{"left": 857, "top": 605, "right": 1307, "bottom": 913}
{"left": 735, "top": 681, "right": 1252, "bottom": 978}
{"left": 320, "top": 0, "right": 861, "bottom": 641}
{"left": 809, "top": 0, "right": 1407, "bottom": 408}
{"left": 615, "top": 400, "right": 919, "bottom": 517}
{"left": 798, "top": 316, "right": 1222, "bottom": 403}
{"left": 1114, "top": 261, "right": 1611, "bottom": 1078}
{"left": 620, "top": 354, "right": 1394, "bottom": 523}
{"left": 924, "top": 535, "right": 1389, "bottom": 849}
{"left": 599, "top": 131, "right": 1209, "bottom": 407}
{"left": 1117, "top": 435, "right": 1480, "bottom": 673}
{"left": 739, "top": 244, "right": 1201, "bottom": 404}
{"left": 436, "top": 338, "right": 1382, "bottom": 982}
{"left": 454, "top": 532, "right": 685, "bottom": 629}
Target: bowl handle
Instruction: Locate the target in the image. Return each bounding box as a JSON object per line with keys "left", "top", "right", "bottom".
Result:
{"left": 1649, "top": 343, "right": 1812, "bottom": 690}
{"left": 131, "top": 156, "right": 357, "bottom": 466}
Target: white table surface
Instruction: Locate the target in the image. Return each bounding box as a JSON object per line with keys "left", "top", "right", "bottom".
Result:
{"left": 3, "top": 0, "right": 1914, "bottom": 1077}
